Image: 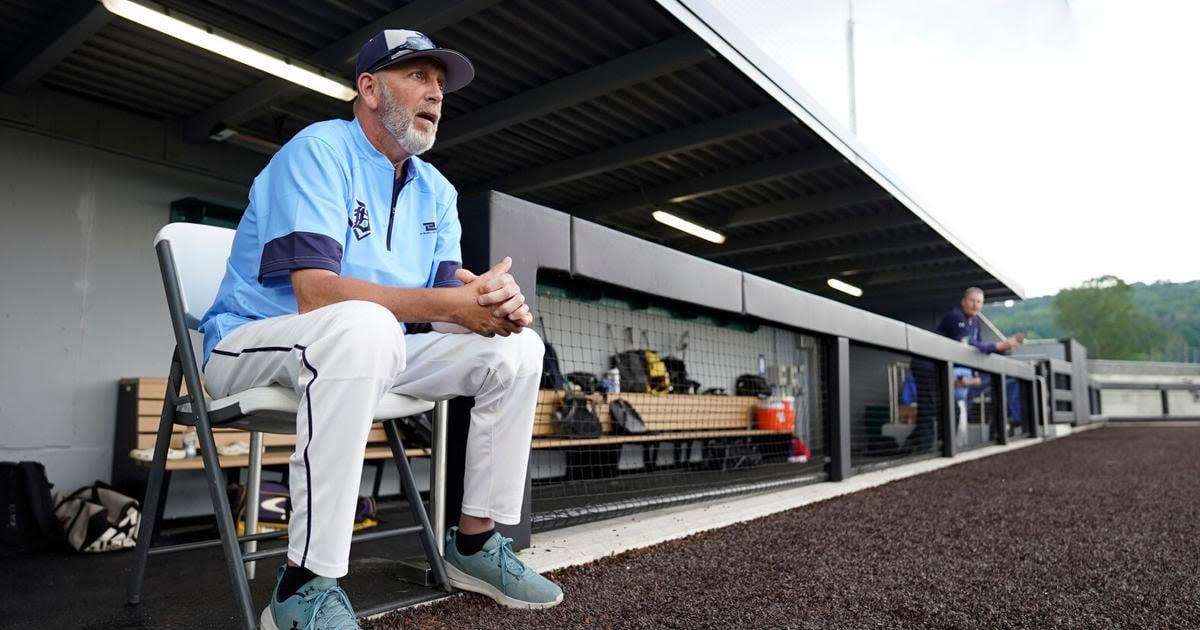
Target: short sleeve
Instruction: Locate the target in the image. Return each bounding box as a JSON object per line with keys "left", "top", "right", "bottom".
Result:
{"left": 254, "top": 137, "right": 349, "bottom": 284}
{"left": 427, "top": 190, "right": 464, "bottom": 288}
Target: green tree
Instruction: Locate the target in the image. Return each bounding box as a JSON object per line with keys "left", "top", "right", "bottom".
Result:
{"left": 1053, "top": 275, "right": 1168, "bottom": 359}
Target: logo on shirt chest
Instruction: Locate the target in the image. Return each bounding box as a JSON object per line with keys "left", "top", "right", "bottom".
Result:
{"left": 349, "top": 200, "right": 371, "bottom": 240}
{"left": 422, "top": 221, "right": 436, "bottom": 234}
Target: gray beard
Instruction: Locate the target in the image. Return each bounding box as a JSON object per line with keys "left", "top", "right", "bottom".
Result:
{"left": 380, "top": 86, "right": 436, "bottom": 156}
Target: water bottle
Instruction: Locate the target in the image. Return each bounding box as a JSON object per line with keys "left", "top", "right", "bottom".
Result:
{"left": 183, "top": 429, "right": 199, "bottom": 458}
{"left": 606, "top": 367, "right": 621, "bottom": 394}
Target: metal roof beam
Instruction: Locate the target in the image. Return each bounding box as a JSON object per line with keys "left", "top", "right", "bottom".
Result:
{"left": 481, "top": 105, "right": 795, "bottom": 193}
{"left": 722, "top": 185, "right": 890, "bottom": 229}
{"left": 658, "top": 184, "right": 891, "bottom": 246}
{"left": 695, "top": 211, "right": 919, "bottom": 259}
{"left": 863, "top": 265, "right": 986, "bottom": 288}
{"left": 572, "top": 148, "right": 842, "bottom": 220}
{"left": 436, "top": 35, "right": 713, "bottom": 151}
{"left": 847, "top": 278, "right": 1007, "bottom": 300}
{"left": 184, "top": 0, "right": 499, "bottom": 141}
{"left": 778, "top": 250, "right": 963, "bottom": 284}
{"left": 737, "top": 233, "right": 947, "bottom": 273}
{"left": 1, "top": 0, "right": 110, "bottom": 94}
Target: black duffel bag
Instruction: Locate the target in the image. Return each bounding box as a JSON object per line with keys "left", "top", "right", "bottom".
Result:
{"left": 554, "top": 391, "right": 602, "bottom": 438}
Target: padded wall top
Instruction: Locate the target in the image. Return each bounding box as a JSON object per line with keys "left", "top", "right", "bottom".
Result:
{"left": 571, "top": 218, "right": 742, "bottom": 314}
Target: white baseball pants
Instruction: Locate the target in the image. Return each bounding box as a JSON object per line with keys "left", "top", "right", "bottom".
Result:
{"left": 203, "top": 300, "right": 544, "bottom": 578}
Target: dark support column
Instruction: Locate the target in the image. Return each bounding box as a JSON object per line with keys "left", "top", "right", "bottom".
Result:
{"left": 829, "top": 336, "right": 851, "bottom": 482}
{"left": 1024, "top": 379, "right": 1037, "bottom": 437}
{"left": 942, "top": 362, "right": 956, "bottom": 458}
{"left": 997, "top": 374, "right": 1009, "bottom": 445}
{"left": 1161, "top": 388, "right": 1170, "bottom": 418}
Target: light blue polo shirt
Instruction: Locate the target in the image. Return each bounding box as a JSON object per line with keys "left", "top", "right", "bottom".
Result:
{"left": 198, "top": 118, "right": 462, "bottom": 363}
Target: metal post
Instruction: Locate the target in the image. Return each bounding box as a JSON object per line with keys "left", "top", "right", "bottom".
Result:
{"left": 1024, "top": 379, "right": 1036, "bottom": 437}
{"left": 997, "top": 375, "right": 1009, "bottom": 445}
{"left": 829, "top": 337, "right": 851, "bottom": 481}
{"left": 1037, "top": 374, "right": 1050, "bottom": 438}
{"left": 432, "top": 400, "right": 449, "bottom": 556}
{"left": 942, "top": 362, "right": 956, "bottom": 458}
{"left": 1161, "top": 388, "right": 1170, "bottom": 418}
{"left": 243, "top": 431, "right": 264, "bottom": 579}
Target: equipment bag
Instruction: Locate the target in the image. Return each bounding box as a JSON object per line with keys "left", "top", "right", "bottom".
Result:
{"left": 353, "top": 496, "right": 379, "bottom": 532}
{"left": 54, "top": 482, "right": 139, "bottom": 553}
{"left": 539, "top": 316, "right": 566, "bottom": 390}
{"left": 735, "top": 374, "right": 771, "bottom": 397}
{"left": 0, "top": 461, "right": 62, "bottom": 555}
{"left": 609, "top": 398, "right": 648, "bottom": 435}
{"left": 639, "top": 330, "right": 672, "bottom": 395}
{"left": 229, "top": 481, "right": 378, "bottom": 536}
{"left": 662, "top": 331, "right": 700, "bottom": 394}
{"left": 554, "top": 391, "right": 602, "bottom": 438}
{"left": 566, "top": 372, "right": 600, "bottom": 394}
{"left": 229, "top": 480, "right": 291, "bottom": 536}
{"left": 608, "top": 325, "right": 649, "bottom": 394}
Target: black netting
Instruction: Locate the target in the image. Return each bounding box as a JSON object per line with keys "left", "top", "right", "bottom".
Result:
{"left": 529, "top": 273, "right": 828, "bottom": 530}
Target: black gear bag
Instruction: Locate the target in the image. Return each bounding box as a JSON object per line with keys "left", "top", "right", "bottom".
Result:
{"left": 0, "top": 461, "right": 62, "bottom": 555}
{"left": 608, "top": 325, "right": 649, "bottom": 394}
{"left": 554, "top": 390, "right": 602, "bottom": 438}
{"left": 539, "top": 316, "right": 566, "bottom": 390}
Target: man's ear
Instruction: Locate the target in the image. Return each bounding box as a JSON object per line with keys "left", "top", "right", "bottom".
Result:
{"left": 356, "top": 73, "right": 379, "bottom": 110}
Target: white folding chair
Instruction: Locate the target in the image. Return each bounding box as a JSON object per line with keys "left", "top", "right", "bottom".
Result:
{"left": 126, "top": 222, "right": 449, "bottom": 629}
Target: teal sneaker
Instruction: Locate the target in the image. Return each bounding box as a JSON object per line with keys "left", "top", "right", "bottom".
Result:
{"left": 444, "top": 527, "right": 564, "bottom": 609}
{"left": 260, "top": 565, "right": 361, "bottom": 630}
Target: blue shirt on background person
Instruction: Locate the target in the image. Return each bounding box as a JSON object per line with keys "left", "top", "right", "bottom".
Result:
{"left": 952, "top": 366, "right": 977, "bottom": 401}
{"left": 937, "top": 305, "right": 997, "bottom": 353}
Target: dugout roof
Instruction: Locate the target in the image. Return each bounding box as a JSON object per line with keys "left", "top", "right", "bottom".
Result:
{"left": 0, "top": 0, "right": 1023, "bottom": 312}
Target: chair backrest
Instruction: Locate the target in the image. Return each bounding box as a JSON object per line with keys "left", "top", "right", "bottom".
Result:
{"left": 153, "top": 222, "right": 236, "bottom": 330}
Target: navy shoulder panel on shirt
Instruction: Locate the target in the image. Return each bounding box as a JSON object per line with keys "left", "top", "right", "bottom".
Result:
{"left": 935, "top": 308, "right": 965, "bottom": 339}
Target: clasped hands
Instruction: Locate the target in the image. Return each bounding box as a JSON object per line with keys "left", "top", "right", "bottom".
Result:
{"left": 452, "top": 257, "right": 532, "bottom": 337}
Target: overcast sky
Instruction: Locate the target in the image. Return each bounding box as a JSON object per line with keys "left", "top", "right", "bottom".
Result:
{"left": 707, "top": 0, "right": 1199, "bottom": 298}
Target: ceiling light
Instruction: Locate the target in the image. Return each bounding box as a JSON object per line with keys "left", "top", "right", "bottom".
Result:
{"left": 827, "top": 278, "right": 863, "bottom": 297}
{"left": 101, "top": 0, "right": 356, "bottom": 102}
{"left": 652, "top": 210, "right": 726, "bottom": 244}
{"left": 208, "top": 124, "right": 282, "bottom": 155}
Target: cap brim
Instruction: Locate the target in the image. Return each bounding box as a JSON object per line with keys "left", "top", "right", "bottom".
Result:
{"left": 371, "top": 49, "right": 475, "bottom": 93}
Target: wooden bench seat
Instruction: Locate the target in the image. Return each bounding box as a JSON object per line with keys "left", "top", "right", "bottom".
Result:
{"left": 530, "top": 389, "right": 790, "bottom": 448}
{"left": 112, "top": 380, "right": 784, "bottom": 490}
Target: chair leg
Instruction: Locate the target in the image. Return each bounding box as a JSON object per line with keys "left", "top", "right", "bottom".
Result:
{"left": 244, "top": 431, "right": 264, "bottom": 580}
{"left": 126, "top": 385, "right": 182, "bottom": 606}
{"left": 371, "top": 460, "right": 385, "bottom": 500}
{"left": 194, "top": 418, "right": 258, "bottom": 630}
{"left": 383, "top": 420, "right": 449, "bottom": 590}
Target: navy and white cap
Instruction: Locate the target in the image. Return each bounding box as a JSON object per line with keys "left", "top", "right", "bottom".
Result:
{"left": 355, "top": 30, "right": 475, "bottom": 93}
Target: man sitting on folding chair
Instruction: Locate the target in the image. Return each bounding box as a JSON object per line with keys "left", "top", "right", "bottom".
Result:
{"left": 199, "top": 29, "right": 562, "bottom": 629}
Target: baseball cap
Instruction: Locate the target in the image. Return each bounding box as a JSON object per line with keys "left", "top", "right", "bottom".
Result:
{"left": 355, "top": 30, "right": 475, "bottom": 93}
